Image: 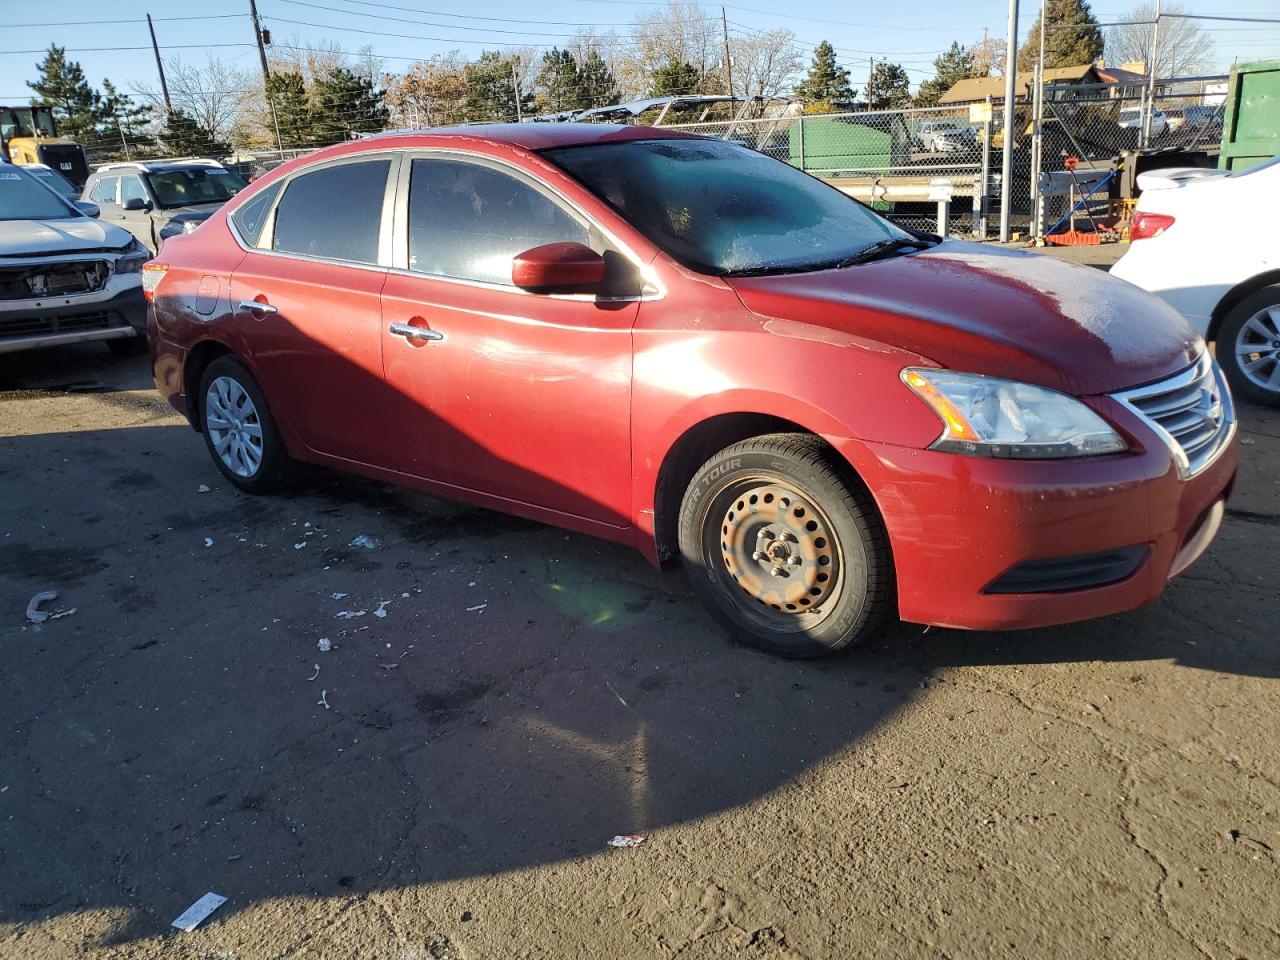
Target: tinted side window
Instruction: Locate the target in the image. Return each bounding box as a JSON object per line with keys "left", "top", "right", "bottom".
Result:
{"left": 408, "top": 158, "right": 588, "bottom": 285}
{"left": 272, "top": 160, "right": 391, "bottom": 264}
{"left": 120, "top": 176, "right": 146, "bottom": 204}
{"left": 94, "top": 176, "right": 119, "bottom": 204}
{"left": 231, "top": 181, "right": 283, "bottom": 247}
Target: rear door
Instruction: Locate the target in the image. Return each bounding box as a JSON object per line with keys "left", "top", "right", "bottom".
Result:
{"left": 228, "top": 154, "right": 401, "bottom": 468}
{"left": 378, "top": 153, "right": 639, "bottom": 527}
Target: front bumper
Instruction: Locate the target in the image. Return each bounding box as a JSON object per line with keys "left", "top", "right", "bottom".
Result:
{"left": 0, "top": 281, "right": 147, "bottom": 355}
{"left": 833, "top": 406, "right": 1239, "bottom": 631}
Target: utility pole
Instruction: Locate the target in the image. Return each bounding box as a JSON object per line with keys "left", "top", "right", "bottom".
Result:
{"left": 721, "top": 7, "right": 734, "bottom": 98}
{"left": 998, "top": 0, "right": 1018, "bottom": 242}
{"left": 1142, "top": 0, "right": 1161, "bottom": 148}
{"left": 1030, "top": 0, "right": 1047, "bottom": 239}
{"left": 146, "top": 14, "right": 171, "bottom": 113}
{"left": 249, "top": 0, "right": 271, "bottom": 82}
{"left": 512, "top": 57, "right": 523, "bottom": 122}
{"left": 867, "top": 57, "right": 875, "bottom": 109}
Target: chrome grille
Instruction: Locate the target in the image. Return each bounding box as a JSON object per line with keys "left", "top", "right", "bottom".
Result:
{"left": 1113, "top": 352, "right": 1235, "bottom": 478}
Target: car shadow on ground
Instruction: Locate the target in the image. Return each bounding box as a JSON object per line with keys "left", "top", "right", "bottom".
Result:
{"left": 2, "top": 408, "right": 1277, "bottom": 945}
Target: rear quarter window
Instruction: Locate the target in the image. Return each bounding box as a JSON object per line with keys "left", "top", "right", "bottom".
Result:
{"left": 271, "top": 160, "right": 391, "bottom": 264}
{"left": 230, "top": 181, "right": 283, "bottom": 248}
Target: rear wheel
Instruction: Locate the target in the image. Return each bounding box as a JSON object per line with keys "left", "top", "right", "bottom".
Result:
{"left": 1219, "top": 286, "right": 1280, "bottom": 407}
{"left": 677, "top": 433, "right": 894, "bottom": 658}
{"left": 198, "top": 356, "right": 296, "bottom": 493}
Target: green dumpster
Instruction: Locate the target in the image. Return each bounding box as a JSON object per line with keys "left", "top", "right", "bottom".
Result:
{"left": 1219, "top": 59, "right": 1280, "bottom": 171}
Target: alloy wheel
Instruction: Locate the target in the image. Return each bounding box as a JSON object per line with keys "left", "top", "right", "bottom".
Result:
{"left": 205, "top": 375, "right": 264, "bottom": 478}
{"left": 1235, "top": 304, "right": 1280, "bottom": 394}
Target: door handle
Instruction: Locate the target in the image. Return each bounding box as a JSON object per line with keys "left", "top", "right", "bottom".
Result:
{"left": 388, "top": 322, "right": 443, "bottom": 342}
{"left": 238, "top": 299, "right": 278, "bottom": 315}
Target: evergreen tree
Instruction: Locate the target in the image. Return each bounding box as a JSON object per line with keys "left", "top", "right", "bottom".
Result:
{"left": 159, "top": 107, "right": 227, "bottom": 156}
{"left": 265, "top": 71, "right": 311, "bottom": 149}
{"left": 311, "top": 66, "right": 388, "bottom": 144}
{"left": 794, "top": 41, "right": 854, "bottom": 107}
{"left": 579, "top": 50, "right": 620, "bottom": 108}
{"left": 868, "top": 61, "right": 911, "bottom": 109}
{"left": 26, "top": 45, "right": 103, "bottom": 142}
{"left": 1018, "top": 0, "right": 1105, "bottom": 73}
{"left": 464, "top": 51, "right": 533, "bottom": 122}
{"left": 649, "top": 59, "right": 700, "bottom": 98}
{"left": 915, "top": 42, "right": 980, "bottom": 107}
{"left": 536, "top": 49, "right": 588, "bottom": 113}
{"left": 97, "top": 80, "right": 152, "bottom": 158}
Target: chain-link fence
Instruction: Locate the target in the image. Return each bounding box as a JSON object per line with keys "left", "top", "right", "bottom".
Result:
{"left": 666, "top": 104, "right": 994, "bottom": 235}
{"left": 1009, "top": 77, "right": 1227, "bottom": 239}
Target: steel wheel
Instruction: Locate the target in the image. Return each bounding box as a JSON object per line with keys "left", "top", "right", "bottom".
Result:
{"left": 205, "top": 375, "right": 264, "bottom": 478}
{"left": 1234, "top": 304, "right": 1280, "bottom": 393}
{"left": 715, "top": 478, "right": 843, "bottom": 629}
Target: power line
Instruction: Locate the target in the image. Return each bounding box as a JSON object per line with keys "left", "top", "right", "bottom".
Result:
{"left": 0, "top": 44, "right": 257, "bottom": 56}
{"left": 7, "top": 14, "right": 251, "bottom": 28}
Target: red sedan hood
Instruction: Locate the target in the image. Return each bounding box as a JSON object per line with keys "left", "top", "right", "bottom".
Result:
{"left": 728, "top": 241, "right": 1201, "bottom": 396}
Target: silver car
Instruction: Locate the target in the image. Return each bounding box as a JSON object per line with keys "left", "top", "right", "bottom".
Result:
{"left": 1, "top": 164, "right": 150, "bottom": 356}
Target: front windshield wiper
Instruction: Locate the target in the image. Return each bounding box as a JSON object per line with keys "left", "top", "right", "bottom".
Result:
{"left": 830, "top": 236, "right": 935, "bottom": 269}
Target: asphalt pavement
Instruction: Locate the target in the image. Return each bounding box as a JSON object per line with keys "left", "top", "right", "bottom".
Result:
{"left": 2, "top": 330, "right": 1278, "bottom": 959}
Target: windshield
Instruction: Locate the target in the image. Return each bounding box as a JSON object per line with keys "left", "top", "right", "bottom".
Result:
{"left": 544, "top": 138, "right": 906, "bottom": 275}
{"left": 0, "top": 167, "right": 77, "bottom": 221}
{"left": 28, "top": 167, "right": 78, "bottom": 198}
{"left": 144, "top": 167, "right": 246, "bottom": 208}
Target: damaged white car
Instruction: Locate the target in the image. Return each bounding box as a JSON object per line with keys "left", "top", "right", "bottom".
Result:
{"left": 1, "top": 164, "right": 149, "bottom": 356}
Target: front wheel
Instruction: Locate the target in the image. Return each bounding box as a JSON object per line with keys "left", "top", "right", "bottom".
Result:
{"left": 677, "top": 434, "right": 894, "bottom": 658}
{"left": 1218, "top": 286, "right": 1280, "bottom": 407}
{"left": 198, "top": 356, "right": 296, "bottom": 493}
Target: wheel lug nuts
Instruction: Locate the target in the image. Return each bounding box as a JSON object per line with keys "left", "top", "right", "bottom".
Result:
{"left": 752, "top": 551, "right": 766, "bottom": 561}
{"left": 787, "top": 556, "right": 802, "bottom": 566}
{"left": 770, "top": 566, "right": 784, "bottom": 577}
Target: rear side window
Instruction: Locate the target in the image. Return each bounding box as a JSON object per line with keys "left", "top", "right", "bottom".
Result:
{"left": 93, "top": 176, "right": 119, "bottom": 204}
{"left": 272, "top": 160, "right": 391, "bottom": 264}
{"left": 407, "top": 158, "right": 588, "bottom": 285}
{"left": 230, "top": 181, "right": 283, "bottom": 247}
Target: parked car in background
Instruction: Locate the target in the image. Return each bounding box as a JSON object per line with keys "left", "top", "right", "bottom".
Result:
{"left": 82, "top": 159, "right": 247, "bottom": 252}
{"left": 1164, "top": 104, "right": 1220, "bottom": 133}
{"left": 1112, "top": 155, "right": 1280, "bottom": 406}
{"left": 1118, "top": 106, "right": 1169, "bottom": 138}
{"left": 145, "top": 126, "right": 1236, "bottom": 657}
{"left": 0, "top": 164, "right": 149, "bottom": 356}
{"left": 21, "top": 162, "right": 80, "bottom": 201}
{"left": 916, "top": 120, "right": 978, "bottom": 153}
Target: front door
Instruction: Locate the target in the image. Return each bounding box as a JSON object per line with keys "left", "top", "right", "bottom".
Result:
{"left": 117, "top": 175, "right": 157, "bottom": 249}
{"left": 228, "top": 155, "right": 399, "bottom": 468}
{"left": 379, "top": 154, "right": 638, "bottom": 528}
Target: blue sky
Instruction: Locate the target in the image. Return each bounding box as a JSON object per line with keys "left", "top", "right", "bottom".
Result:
{"left": 3, "top": 0, "right": 1278, "bottom": 101}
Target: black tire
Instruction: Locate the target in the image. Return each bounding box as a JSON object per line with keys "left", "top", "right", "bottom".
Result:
{"left": 197, "top": 356, "right": 296, "bottom": 493}
{"left": 677, "top": 433, "right": 894, "bottom": 658}
{"left": 106, "top": 334, "right": 148, "bottom": 357}
{"left": 1217, "top": 285, "right": 1280, "bottom": 408}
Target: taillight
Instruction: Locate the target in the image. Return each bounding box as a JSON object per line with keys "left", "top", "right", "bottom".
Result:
{"left": 141, "top": 262, "right": 168, "bottom": 302}
{"left": 1131, "top": 211, "right": 1175, "bottom": 241}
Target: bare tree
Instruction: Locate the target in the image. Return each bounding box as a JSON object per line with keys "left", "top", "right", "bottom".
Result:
{"left": 729, "top": 28, "right": 802, "bottom": 100}
{"left": 1107, "top": 2, "right": 1213, "bottom": 78}
{"left": 384, "top": 53, "right": 469, "bottom": 127}
{"left": 132, "top": 55, "right": 254, "bottom": 146}
{"left": 629, "top": 0, "right": 723, "bottom": 94}
{"left": 969, "top": 32, "right": 1007, "bottom": 77}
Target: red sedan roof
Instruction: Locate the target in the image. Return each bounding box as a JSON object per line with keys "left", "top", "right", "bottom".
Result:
{"left": 370, "top": 122, "right": 701, "bottom": 152}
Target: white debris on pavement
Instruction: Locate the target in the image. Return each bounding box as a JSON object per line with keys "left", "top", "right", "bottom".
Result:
{"left": 171, "top": 892, "right": 227, "bottom": 932}
{"left": 336, "top": 610, "right": 366, "bottom": 619}
{"left": 307, "top": 664, "right": 320, "bottom": 680}
{"left": 348, "top": 534, "right": 377, "bottom": 549}
{"left": 331, "top": 592, "right": 349, "bottom": 600}
{"left": 466, "top": 603, "right": 487, "bottom": 612}
{"left": 373, "top": 600, "right": 390, "bottom": 618}
{"left": 197, "top": 484, "right": 211, "bottom": 493}
{"left": 318, "top": 689, "right": 330, "bottom": 709}
{"left": 317, "top": 638, "right": 332, "bottom": 652}
{"left": 25, "top": 590, "right": 58, "bottom": 623}
{"left": 204, "top": 537, "right": 214, "bottom": 547}
{"left": 607, "top": 835, "right": 647, "bottom": 848}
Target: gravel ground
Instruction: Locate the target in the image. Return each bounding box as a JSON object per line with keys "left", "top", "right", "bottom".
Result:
{"left": 1, "top": 332, "right": 1277, "bottom": 960}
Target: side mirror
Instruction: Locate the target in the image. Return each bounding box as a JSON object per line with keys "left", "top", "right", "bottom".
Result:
{"left": 512, "top": 242, "right": 606, "bottom": 293}
{"left": 74, "top": 200, "right": 100, "bottom": 218}
{"left": 122, "top": 197, "right": 151, "bottom": 212}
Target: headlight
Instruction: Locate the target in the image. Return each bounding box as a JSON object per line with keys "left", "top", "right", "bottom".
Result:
{"left": 114, "top": 239, "right": 150, "bottom": 274}
{"left": 902, "top": 368, "right": 1128, "bottom": 459}
{"left": 160, "top": 218, "right": 203, "bottom": 240}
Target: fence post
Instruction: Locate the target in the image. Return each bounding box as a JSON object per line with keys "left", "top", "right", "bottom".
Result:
{"left": 979, "top": 95, "right": 992, "bottom": 238}
{"left": 797, "top": 115, "right": 805, "bottom": 171}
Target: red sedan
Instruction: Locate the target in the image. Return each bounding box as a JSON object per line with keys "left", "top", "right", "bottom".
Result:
{"left": 144, "top": 125, "right": 1238, "bottom": 657}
